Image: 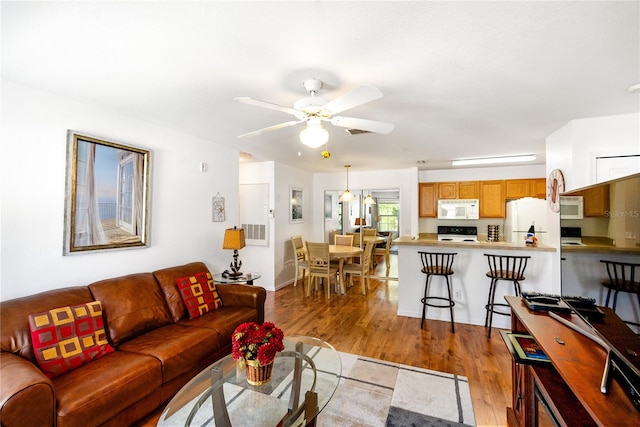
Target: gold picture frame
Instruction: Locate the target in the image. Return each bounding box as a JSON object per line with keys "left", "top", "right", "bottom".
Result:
{"left": 63, "top": 131, "right": 151, "bottom": 254}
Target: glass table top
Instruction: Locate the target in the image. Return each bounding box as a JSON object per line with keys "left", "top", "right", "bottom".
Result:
{"left": 212, "top": 272, "right": 261, "bottom": 283}
{"left": 158, "top": 336, "right": 341, "bottom": 427}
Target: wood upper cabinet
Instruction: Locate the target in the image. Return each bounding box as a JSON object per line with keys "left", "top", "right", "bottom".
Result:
{"left": 506, "top": 179, "right": 547, "bottom": 200}
{"left": 437, "top": 181, "right": 479, "bottom": 199}
{"left": 437, "top": 182, "right": 458, "bottom": 199}
{"left": 419, "top": 183, "right": 437, "bottom": 217}
{"left": 531, "top": 178, "right": 547, "bottom": 199}
{"left": 505, "top": 179, "right": 530, "bottom": 199}
{"left": 479, "top": 180, "right": 506, "bottom": 218}
{"left": 458, "top": 181, "right": 479, "bottom": 199}
{"left": 583, "top": 185, "right": 610, "bottom": 217}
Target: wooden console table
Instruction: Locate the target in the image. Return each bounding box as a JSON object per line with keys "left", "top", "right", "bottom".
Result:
{"left": 504, "top": 296, "right": 639, "bottom": 426}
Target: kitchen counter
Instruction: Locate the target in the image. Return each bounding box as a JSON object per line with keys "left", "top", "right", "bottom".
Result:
{"left": 394, "top": 235, "right": 557, "bottom": 252}
{"left": 560, "top": 242, "right": 640, "bottom": 255}
{"left": 394, "top": 235, "right": 557, "bottom": 329}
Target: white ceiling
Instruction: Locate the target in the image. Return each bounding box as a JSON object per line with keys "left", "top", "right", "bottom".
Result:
{"left": 2, "top": 1, "right": 639, "bottom": 173}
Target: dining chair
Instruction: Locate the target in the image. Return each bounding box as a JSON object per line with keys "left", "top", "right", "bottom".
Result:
{"left": 334, "top": 234, "right": 354, "bottom": 246}
{"left": 363, "top": 228, "right": 377, "bottom": 237}
{"left": 373, "top": 232, "right": 394, "bottom": 272}
{"left": 343, "top": 240, "right": 376, "bottom": 295}
{"left": 290, "top": 236, "right": 308, "bottom": 288}
{"left": 305, "top": 241, "right": 339, "bottom": 299}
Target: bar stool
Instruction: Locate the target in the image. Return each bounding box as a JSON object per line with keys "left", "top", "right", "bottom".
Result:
{"left": 484, "top": 254, "right": 530, "bottom": 338}
{"left": 418, "top": 252, "right": 457, "bottom": 333}
{"left": 600, "top": 260, "right": 640, "bottom": 325}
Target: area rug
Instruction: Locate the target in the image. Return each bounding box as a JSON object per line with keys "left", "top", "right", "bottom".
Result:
{"left": 319, "top": 352, "right": 476, "bottom": 427}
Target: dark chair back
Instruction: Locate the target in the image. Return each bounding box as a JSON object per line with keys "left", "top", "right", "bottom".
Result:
{"left": 419, "top": 252, "right": 456, "bottom": 276}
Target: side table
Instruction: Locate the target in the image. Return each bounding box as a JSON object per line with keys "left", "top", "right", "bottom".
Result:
{"left": 212, "top": 272, "right": 260, "bottom": 285}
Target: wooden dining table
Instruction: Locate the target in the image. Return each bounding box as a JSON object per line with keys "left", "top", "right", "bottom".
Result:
{"left": 353, "top": 235, "right": 385, "bottom": 247}
{"left": 329, "top": 244, "right": 362, "bottom": 294}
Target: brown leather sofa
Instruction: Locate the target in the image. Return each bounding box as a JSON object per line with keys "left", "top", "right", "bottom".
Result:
{"left": 0, "top": 262, "right": 266, "bottom": 427}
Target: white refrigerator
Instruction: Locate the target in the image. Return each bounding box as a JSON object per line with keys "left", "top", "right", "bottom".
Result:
{"left": 504, "top": 197, "right": 547, "bottom": 245}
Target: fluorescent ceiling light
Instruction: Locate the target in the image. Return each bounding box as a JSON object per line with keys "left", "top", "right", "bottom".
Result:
{"left": 451, "top": 154, "right": 536, "bottom": 167}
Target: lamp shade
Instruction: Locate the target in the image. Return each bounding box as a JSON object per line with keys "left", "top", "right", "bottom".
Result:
{"left": 339, "top": 189, "right": 355, "bottom": 202}
{"left": 355, "top": 218, "right": 366, "bottom": 226}
{"left": 299, "top": 124, "right": 329, "bottom": 148}
{"left": 222, "top": 227, "right": 246, "bottom": 250}
{"left": 363, "top": 194, "right": 376, "bottom": 205}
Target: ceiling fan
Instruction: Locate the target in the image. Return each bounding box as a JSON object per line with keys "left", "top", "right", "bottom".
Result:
{"left": 234, "top": 78, "right": 394, "bottom": 148}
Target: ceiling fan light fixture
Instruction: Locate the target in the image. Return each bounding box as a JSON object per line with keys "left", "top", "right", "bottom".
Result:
{"left": 451, "top": 154, "right": 536, "bottom": 167}
{"left": 299, "top": 123, "right": 329, "bottom": 148}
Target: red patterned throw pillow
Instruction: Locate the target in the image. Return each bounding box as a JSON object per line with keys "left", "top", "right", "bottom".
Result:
{"left": 28, "top": 301, "right": 115, "bottom": 379}
{"left": 176, "top": 271, "right": 223, "bottom": 319}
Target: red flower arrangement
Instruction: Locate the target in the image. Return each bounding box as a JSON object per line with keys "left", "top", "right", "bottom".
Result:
{"left": 231, "top": 321, "right": 284, "bottom": 366}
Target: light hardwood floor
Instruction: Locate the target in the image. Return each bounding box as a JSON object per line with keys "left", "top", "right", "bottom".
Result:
{"left": 265, "top": 254, "right": 513, "bottom": 427}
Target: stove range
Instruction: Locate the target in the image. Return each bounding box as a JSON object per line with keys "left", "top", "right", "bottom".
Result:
{"left": 560, "top": 226, "right": 585, "bottom": 246}
{"left": 437, "top": 226, "right": 479, "bottom": 243}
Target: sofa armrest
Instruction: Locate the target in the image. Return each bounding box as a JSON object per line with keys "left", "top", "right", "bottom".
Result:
{"left": 0, "top": 352, "right": 55, "bottom": 427}
{"left": 216, "top": 284, "right": 266, "bottom": 324}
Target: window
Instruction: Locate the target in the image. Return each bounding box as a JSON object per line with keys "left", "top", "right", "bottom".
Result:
{"left": 377, "top": 202, "right": 399, "bottom": 234}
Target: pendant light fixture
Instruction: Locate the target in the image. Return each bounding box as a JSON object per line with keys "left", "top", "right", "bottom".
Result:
{"left": 339, "top": 165, "right": 355, "bottom": 202}
{"left": 363, "top": 194, "right": 376, "bottom": 205}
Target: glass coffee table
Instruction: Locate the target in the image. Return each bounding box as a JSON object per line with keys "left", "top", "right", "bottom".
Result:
{"left": 158, "top": 336, "right": 341, "bottom": 427}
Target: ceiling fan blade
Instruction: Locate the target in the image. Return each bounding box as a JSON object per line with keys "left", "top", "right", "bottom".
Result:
{"left": 324, "top": 86, "right": 384, "bottom": 114}
{"left": 330, "top": 116, "right": 394, "bottom": 134}
{"left": 237, "top": 120, "right": 303, "bottom": 138}
{"left": 234, "top": 97, "right": 299, "bottom": 116}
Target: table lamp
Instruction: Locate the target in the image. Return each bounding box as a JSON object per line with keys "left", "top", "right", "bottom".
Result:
{"left": 222, "top": 226, "right": 246, "bottom": 279}
{"left": 355, "top": 218, "right": 366, "bottom": 226}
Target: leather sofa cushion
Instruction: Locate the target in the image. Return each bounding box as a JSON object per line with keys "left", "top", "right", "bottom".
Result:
{"left": 89, "top": 273, "right": 172, "bottom": 346}
{"left": 179, "top": 306, "right": 258, "bottom": 347}
{"left": 118, "top": 323, "right": 221, "bottom": 383}
{"left": 54, "top": 350, "right": 161, "bottom": 427}
{"left": 153, "top": 262, "right": 210, "bottom": 322}
{"left": 1, "top": 287, "right": 94, "bottom": 363}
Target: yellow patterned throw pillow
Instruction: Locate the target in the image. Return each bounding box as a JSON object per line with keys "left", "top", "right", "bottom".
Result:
{"left": 28, "top": 301, "right": 114, "bottom": 379}
{"left": 176, "top": 271, "right": 223, "bottom": 319}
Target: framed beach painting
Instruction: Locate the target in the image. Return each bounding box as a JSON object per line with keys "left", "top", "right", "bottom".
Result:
{"left": 63, "top": 131, "right": 151, "bottom": 254}
{"left": 290, "top": 186, "right": 303, "bottom": 223}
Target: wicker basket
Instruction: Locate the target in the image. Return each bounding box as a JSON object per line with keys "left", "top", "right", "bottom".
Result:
{"left": 245, "top": 359, "right": 273, "bottom": 386}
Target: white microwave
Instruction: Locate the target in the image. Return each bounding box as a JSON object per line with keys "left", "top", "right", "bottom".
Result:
{"left": 437, "top": 199, "right": 479, "bottom": 220}
{"left": 559, "top": 196, "right": 584, "bottom": 219}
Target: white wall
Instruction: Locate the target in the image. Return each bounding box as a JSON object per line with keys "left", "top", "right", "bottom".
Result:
{"left": 545, "top": 112, "right": 640, "bottom": 292}
{"left": 1, "top": 80, "right": 240, "bottom": 301}
{"left": 547, "top": 113, "right": 640, "bottom": 192}
{"left": 239, "top": 161, "right": 314, "bottom": 290}
{"left": 418, "top": 164, "right": 546, "bottom": 182}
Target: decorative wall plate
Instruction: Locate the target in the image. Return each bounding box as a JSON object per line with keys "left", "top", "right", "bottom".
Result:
{"left": 546, "top": 169, "right": 565, "bottom": 212}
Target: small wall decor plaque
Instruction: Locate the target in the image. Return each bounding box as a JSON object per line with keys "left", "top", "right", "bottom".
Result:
{"left": 212, "top": 193, "right": 225, "bottom": 222}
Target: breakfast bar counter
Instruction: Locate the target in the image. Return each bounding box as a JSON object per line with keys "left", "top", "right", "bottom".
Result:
{"left": 394, "top": 236, "right": 558, "bottom": 329}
